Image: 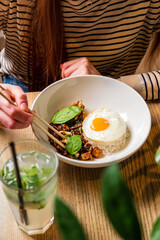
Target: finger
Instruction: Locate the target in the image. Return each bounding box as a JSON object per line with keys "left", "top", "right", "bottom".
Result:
{"left": 0, "top": 95, "right": 34, "bottom": 124}
{"left": 4, "top": 84, "right": 28, "bottom": 111}
{"left": 61, "top": 58, "right": 87, "bottom": 78}
{"left": 69, "top": 67, "right": 90, "bottom": 76}
{"left": 0, "top": 84, "right": 15, "bottom": 101}
{"left": 61, "top": 57, "right": 91, "bottom": 78}
{"left": 0, "top": 109, "right": 31, "bottom": 129}
{"left": 70, "top": 62, "right": 101, "bottom": 76}
{"left": 69, "top": 64, "right": 100, "bottom": 77}
{"left": 62, "top": 58, "right": 82, "bottom": 69}
{"left": 61, "top": 57, "right": 101, "bottom": 78}
{"left": 62, "top": 63, "right": 79, "bottom": 78}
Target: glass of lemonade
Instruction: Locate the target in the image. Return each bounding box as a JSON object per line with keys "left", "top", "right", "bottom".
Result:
{"left": 0, "top": 139, "right": 58, "bottom": 235}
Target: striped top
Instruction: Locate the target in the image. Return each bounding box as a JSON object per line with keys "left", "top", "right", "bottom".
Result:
{"left": 0, "top": 0, "right": 160, "bottom": 100}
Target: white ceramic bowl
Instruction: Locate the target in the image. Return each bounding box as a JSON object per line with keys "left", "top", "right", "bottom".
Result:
{"left": 31, "top": 75, "right": 151, "bottom": 168}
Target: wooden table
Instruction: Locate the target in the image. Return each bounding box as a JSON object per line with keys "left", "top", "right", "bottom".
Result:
{"left": 0, "top": 92, "right": 160, "bottom": 240}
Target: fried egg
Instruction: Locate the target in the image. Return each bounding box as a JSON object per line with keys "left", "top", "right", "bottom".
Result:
{"left": 82, "top": 108, "right": 126, "bottom": 143}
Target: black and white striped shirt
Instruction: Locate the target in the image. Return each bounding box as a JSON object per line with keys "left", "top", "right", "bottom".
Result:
{"left": 0, "top": 0, "right": 160, "bottom": 100}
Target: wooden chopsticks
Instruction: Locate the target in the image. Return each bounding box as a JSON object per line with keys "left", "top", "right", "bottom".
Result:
{"left": 0, "top": 86, "right": 66, "bottom": 149}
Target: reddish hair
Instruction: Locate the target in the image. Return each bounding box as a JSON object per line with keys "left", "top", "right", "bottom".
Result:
{"left": 28, "top": 1, "right": 160, "bottom": 91}
{"left": 28, "top": 0, "right": 65, "bottom": 91}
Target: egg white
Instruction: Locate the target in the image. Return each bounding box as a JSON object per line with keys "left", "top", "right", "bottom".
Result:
{"left": 82, "top": 108, "right": 126, "bottom": 143}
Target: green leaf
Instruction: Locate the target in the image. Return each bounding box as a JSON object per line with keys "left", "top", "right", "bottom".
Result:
{"left": 155, "top": 146, "right": 160, "bottom": 164}
{"left": 66, "top": 135, "right": 82, "bottom": 155}
{"left": 55, "top": 197, "right": 87, "bottom": 240}
{"left": 52, "top": 106, "right": 82, "bottom": 124}
{"left": 25, "top": 166, "right": 39, "bottom": 176}
{"left": 101, "top": 164, "right": 142, "bottom": 240}
{"left": 0, "top": 169, "right": 3, "bottom": 177}
{"left": 1, "top": 161, "right": 54, "bottom": 190}
{"left": 151, "top": 216, "right": 160, "bottom": 240}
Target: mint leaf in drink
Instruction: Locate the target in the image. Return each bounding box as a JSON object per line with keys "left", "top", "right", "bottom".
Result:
{"left": 66, "top": 135, "right": 82, "bottom": 155}
{"left": 0, "top": 150, "right": 57, "bottom": 210}
{"left": 0, "top": 170, "right": 2, "bottom": 178}
{"left": 41, "top": 167, "right": 53, "bottom": 176}
{"left": 21, "top": 173, "right": 39, "bottom": 189}
{"left": 0, "top": 158, "right": 54, "bottom": 189}
{"left": 52, "top": 106, "right": 82, "bottom": 124}
{"left": 25, "top": 166, "right": 39, "bottom": 176}
{"left": 0, "top": 163, "right": 18, "bottom": 188}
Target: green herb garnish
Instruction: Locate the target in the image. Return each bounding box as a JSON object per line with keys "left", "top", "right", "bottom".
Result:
{"left": 66, "top": 135, "right": 82, "bottom": 155}
{"left": 52, "top": 106, "right": 82, "bottom": 124}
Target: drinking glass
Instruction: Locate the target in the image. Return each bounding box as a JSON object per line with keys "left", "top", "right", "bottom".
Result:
{"left": 0, "top": 139, "right": 58, "bottom": 235}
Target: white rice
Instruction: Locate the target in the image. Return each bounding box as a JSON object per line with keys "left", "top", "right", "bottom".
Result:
{"left": 83, "top": 127, "right": 130, "bottom": 155}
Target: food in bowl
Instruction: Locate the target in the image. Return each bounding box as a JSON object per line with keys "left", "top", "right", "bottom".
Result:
{"left": 48, "top": 101, "right": 102, "bottom": 160}
{"left": 83, "top": 108, "right": 129, "bottom": 154}
{"left": 48, "top": 101, "right": 129, "bottom": 160}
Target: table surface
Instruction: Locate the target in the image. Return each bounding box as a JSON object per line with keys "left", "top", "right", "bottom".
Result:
{"left": 0, "top": 92, "right": 160, "bottom": 240}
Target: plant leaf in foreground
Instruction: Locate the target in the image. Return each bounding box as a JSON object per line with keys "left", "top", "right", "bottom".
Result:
{"left": 55, "top": 196, "right": 87, "bottom": 240}
{"left": 151, "top": 216, "right": 160, "bottom": 240}
{"left": 101, "top": 164, "right": 142, "bottom": 240}
{"left": 155, "top": 146, "right": 160, "bottom": 164}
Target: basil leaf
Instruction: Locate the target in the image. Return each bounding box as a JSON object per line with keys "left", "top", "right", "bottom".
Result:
{"left": 66, "top": 135, "right": 82, "bottom": 155}
{"left": 151, "top": 216, "right": 160, "bottom": 240}
{"left": 55, "top": 196, "right": 87, "bottom": 240}
{"left": 52, "top": 106, "right": 82, "bottom": 124}
{"left": 102, "top": 164, "right": 142, "bottom": 240}
{"left": 155, "top": 146, "right": 160, "bottom": 164}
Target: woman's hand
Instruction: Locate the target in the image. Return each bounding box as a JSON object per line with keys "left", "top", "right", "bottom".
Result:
{"left": 61, "top": 57, "right": 101, "bottom": 78}
{"left": 0, "top": 84, "right": 34, "bottom": 129}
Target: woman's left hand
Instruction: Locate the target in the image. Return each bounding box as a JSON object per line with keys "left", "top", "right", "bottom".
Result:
{"left": 61, "top": 57, "right": 101, "bottom": 78}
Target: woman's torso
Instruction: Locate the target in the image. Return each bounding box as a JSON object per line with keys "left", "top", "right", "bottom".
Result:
{"left": 0, "top": 0, "right": 160, "bottom": 83}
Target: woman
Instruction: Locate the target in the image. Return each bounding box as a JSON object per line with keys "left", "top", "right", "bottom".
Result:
{"left": 0, "top": 0, "right": 160, "bottom": 129}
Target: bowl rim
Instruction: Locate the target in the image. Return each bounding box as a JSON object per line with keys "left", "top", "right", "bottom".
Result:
{"left": 31, "top": 75, "right": 151, "bottom": 168}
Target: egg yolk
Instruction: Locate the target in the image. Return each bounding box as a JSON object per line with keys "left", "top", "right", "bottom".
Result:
{"left": 91, "top": 118, "right": 110, "bottom": 131}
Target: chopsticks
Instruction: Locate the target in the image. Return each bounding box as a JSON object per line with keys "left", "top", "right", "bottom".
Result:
{"left": 0, "top": 86, "right": 66, "bottom": 149}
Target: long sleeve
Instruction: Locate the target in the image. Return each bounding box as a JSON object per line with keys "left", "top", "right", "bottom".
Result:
{"left": 0, "top": 0, "right": 34, "bottom": 83}
{"left": 124, "top": 3, "right": 160, "bottom": 100}
{"left": 120, "top": 71, "right": 160, "bottom": 101}
{"left": 0, "top": 1, "right": 9, "bottom": 30}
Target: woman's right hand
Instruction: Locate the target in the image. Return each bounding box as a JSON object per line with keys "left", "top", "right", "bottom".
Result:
{"left": 0, "top": 84, "right": 34, "bottom": 129}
